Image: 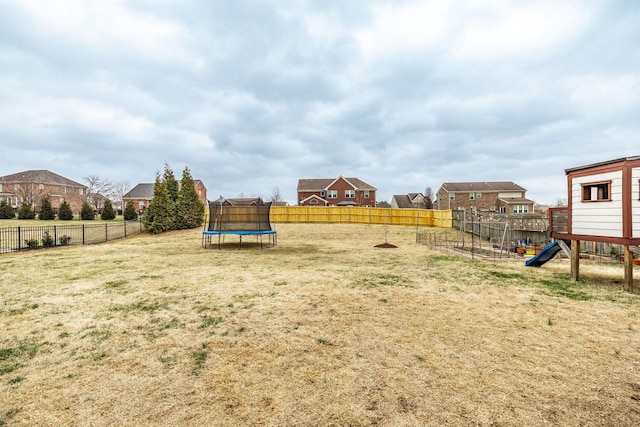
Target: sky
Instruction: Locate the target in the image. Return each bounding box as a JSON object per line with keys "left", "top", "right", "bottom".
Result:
{"left": 1, "top": 0, "right": 639, "bottom": 205}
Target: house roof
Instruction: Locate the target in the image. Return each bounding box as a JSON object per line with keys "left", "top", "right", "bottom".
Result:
{"left": 124, "top": 180, "right": 205, "bottom": 200}
{"left": 498, "top": 197, "right": 535, "bottom": 205}
{"left": 297, "top": 176, "right": 376, "bottom": 191}
{"left": 392, "top": 193, "right": 428, "bottom": 208}
{"left": 440, "top": 181, "right": 526, "bottom": 193}
{"left": 0, "top": 170, "right": 85, "bottom": 188}
{"left": 211, "top": 197, "right": 265, "bottom": 206}
{"left": 300, "top": 194, "right": 328, "bottom": 204}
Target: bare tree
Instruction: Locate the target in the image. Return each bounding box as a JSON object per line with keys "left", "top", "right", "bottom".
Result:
{"left": 111, "top": 181, "right": 131, "bottom": 211}
{"left": 553, "top": 198, "right": 568, "bottom": 207}
{"left": 84, "top": 175, "right": 114, "bottom": 210}
{"left": 269, "top": 186, "right": 283, "bottom": 204}
{"left": 424, "top": 186, "right": 434, "bottom": 209}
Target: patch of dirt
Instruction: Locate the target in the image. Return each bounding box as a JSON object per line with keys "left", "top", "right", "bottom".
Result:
{"left": 374, "top": 242, "right": 398, "bottom": 248}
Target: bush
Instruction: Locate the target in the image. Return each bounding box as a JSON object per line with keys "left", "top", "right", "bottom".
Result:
{"left": 100, "top": 200, "right": 116, "bottom": 220}
{"left": 24, "top": 239, "right": 38, "bottom": 249}
{"left": 80, "top": 201, "right": 94, "bottom": 220}
{"left": 59, "top": 235, "right": 72, "bottom": 246}
{"left": 38, "top": 197, "right": 55, "bottom": 220}
{"left": 0, "top": 200, "right": 15, "bottom": 219}
{"left": 123, "top": 201, "right": 138, "bottom": 221}
{"left": 18, "top": 201, "right": 36, "bottom": 219}
{"left": 58, "top": 201, "right": 74, "bottom": 220}
{"left": 42, "top": 231, "right": 54, "bottom": 247}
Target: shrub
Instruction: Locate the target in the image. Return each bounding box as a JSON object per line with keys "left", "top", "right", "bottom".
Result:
{"left": 25, "top": 239, "right": 38, "bottom": 249}
{"left": 123, "top": 201, "right": 138, "bottom": 221}
{"left": 59, "top": 235, "right": 72, "bottom": 246}
{"left": 80, "top": 201, "right": 94, "bottom": 220}
{"left": 100, "top": 200, "right": 116, "bottom": 220}
{"left": 58, "top": 201, "right": 74, "bottom": 220}
{"left": 18, "top": 201, "right": 36, "bottom": 219}
{"left": 38, "top": 197, "right": 56, "bottom": 220}
{"left": 0, "top": 200, "right": 15, "bottom": 219}
{"left": 42, "top": 231, "right": 54, "bottom": 247}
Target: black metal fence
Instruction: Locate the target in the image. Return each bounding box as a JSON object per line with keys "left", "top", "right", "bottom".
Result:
{"left": 0, "top": 220, "right": 145, "bottom": 254}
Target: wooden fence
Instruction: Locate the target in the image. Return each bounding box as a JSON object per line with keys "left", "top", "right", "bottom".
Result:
{"left": 269, "top": 206, "right": 452, "bottom": 228}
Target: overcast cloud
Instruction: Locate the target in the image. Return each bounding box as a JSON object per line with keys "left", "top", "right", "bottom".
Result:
{"left": 1, "top": 0, "right": 639, "bottom": 204}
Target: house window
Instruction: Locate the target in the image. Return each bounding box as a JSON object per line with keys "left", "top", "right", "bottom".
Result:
{"left": 0, "top": 184, "right": 2, "bottom": 192}
{"left": 364, "top": 190, "right": 370, "bottom": 198}
{"left": 499, "top": 207, "right": 506, "bottom": 213}
{"left": 39, "top": 184, "right": 44, "bottom": 190}
{"left": 449, "top": 193, "right": 455, "bottom": 201}
{"left": 469, "top": 193, "right": 474, "bottom": 200}
{"left": 476, "top": 193, "right": 482, "bottom": 199}
{"left": 581, "top": 181, "right": 611, "bottom": 202}
{"left": 328, "top": 190, "right": 337, "bottom": 198}
{"left": 138, "top": 201, "right": 144, "bottom": 209}
{"left": 345, "top": 189, "right": 355, "bottom": 198}
{"left": 7, "top": 196, "right": 11, "bottom": 205}
{"left": 79, "top": 188, "right": 84, "bottom": 195}
{"left": 62, "top": 186, "right": 67, "bottom": 194}
{"left": 14, "top": 184, "right": 20, "bottom": 190}
{"left": 310, "top": 199, "right": 318, "bottom": 205}
{"left": 320, "top": 191, "right": 325, "bottom": 197}
{"left": 513, "top": 205, "right": 529, "bottom": 214}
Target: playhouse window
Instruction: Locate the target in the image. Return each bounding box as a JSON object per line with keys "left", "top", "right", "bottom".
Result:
{"left": 581, "top": 181, "right": 611, "bottom": 202}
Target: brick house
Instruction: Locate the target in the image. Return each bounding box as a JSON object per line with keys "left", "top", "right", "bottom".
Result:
{"left": 123, "top": 180, "right": 207, "bottom": 212}
{"left": 435, "top": 181, "right": 534, "bottom": 214}
{"left": 0, "top": 170, "right": 87, "bottom": 213}
{"left": 297, "top": 176, "right": 376, "bottom": 207}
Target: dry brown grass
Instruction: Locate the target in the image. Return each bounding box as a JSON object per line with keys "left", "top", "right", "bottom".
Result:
{"left": 1, "top": 223, "right": 640, "bottom": 426}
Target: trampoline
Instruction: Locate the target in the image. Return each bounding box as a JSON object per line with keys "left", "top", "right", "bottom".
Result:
{"left": 202, "top": 198, "right": 277, "bottom": 249}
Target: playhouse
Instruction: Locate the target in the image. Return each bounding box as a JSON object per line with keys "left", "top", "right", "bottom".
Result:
{"left": 542, "top": 156, "right": 640, "bottom": 292}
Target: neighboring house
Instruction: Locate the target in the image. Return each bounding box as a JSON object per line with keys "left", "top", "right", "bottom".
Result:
{"left": 436, "top": 181, "right": 534, "bottom": 214}
{"left": 391, "top": 193, "right": 428, "bottom": 209}
{"left": 0, "top": 170, "right": 87, "bottom": 213}
{"left": 297, "top": 176, "right": 376, "bottom": 207}
{"left": 123, "top": 180, "right": 207, "bottom": 212}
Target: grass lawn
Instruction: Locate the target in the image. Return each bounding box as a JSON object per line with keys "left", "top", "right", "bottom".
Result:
{"left": 1, "top": 223, "right": 639, "bottom": 426}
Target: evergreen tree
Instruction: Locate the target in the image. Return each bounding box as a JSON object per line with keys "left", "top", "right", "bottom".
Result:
{"left": 163, "top": 162, "right": 180, "bottom": 205}
{"left": 18, "top": 200, "right": 36, "bottom": 219}
{"left": 100, "top": 199, "right": 116, "bottom": 220}
{"left": 123, "top": 201, "right": 138, "bottom": 220}
{"left": 80, "top": 200, "right": 95, "bottom": 220}
{"left": 58, "top": 201, "right": 74, "bottom": 220}
{"left": 175, "top": 167, "right": 205, "bottom": 229}
{"left": 143, "top": 173, "right": 174, "bottom": 234}
{"left": 0, "top": 200, "right": 15, "bottom": 219}
{"left": 38, "top": 196, "right": 55, "bottom": 220}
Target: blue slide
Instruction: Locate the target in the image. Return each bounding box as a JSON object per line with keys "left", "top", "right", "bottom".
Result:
{"left": 525, "top": 241, "right": 564, "bottom": 267}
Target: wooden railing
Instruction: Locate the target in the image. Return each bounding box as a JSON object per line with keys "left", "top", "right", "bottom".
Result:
{"left": 549, "top": 207, "right": 568, "bottom": 234}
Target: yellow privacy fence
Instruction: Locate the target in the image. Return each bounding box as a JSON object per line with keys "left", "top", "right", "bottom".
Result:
{"left": 269, "top": 206, "right": 452, "bottom": 228}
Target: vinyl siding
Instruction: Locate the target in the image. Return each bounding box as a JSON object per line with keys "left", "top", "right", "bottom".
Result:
{"left": 571, "top": 171, "right": 623, "bottom": 237}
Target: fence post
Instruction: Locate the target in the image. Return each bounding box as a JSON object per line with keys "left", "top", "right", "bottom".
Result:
{"left": 82, "top": 224, "right": 85, "bottom": 245}
{"left": 54, "top": 225, "right": 57, "bottom": 247}
{"left": 105, "top": 223, "right": 108, "bottom": 242}
{"left": 18, "top": 227, "right": 21, "bottom": 250}
{"left": 124, "top": 220, "right": 127, "bottom": 238}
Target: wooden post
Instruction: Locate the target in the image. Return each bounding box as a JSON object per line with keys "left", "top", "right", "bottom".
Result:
{"left": 571, "top": 240, "right": 580, "bottom": 282}
{"left": 624, "top": 246, "right": 634, "bottom": 293}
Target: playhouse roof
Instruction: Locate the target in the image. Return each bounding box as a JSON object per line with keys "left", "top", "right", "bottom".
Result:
{"left": 565, "top": 156, "right": 640, "bottom": 174}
